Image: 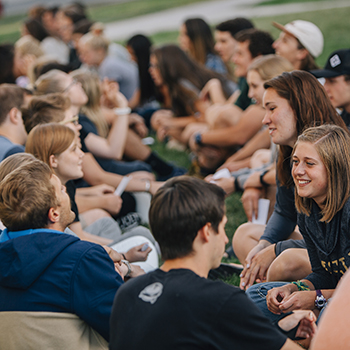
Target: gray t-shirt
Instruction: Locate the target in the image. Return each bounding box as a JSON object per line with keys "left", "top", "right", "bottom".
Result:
{"left": 98, "top": 55, "right": 139, "bottom": 100}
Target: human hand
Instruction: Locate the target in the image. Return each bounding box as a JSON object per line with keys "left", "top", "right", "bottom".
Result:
{"left": 205, "top": 175, "right": 235, "bottom": 195}
{"left": 101, "top": 194, "right": 123, "bottom": 215}
{"left": 124, "top": 243, "right": 152, "bottom": 262}
{"left": 100, "top": 78, "right": 128, "bottom": 108}
{"left": 278, "top": 310, "right": 317, "bottom": 340}
{"left": 129, "top": 113, "right": 148, "bottom": 138}
{"left": 240, "top": 243, "right": 276, "bottom": 290}
{"left": 266, "top": 284, "right": 296, "bottom": 314}
{"left": 103, "top": 246, "right": 123, "bottom": 272}
{"left": 278, "top": 290, "right": 316, "bottom": 313}
{"left": 150, "top": 109, "right": 173, "bottom": 130}
{"left": 129, "top": 264, "right": 146, "bottom": 278}
{"left": 90, "top": 184, "right": 115, "bottom": 196}
{"left": 241, "top": 187, "right": 263, "bottom": 222}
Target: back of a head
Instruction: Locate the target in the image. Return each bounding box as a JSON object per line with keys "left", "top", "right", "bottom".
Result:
{"left": 248, "top": 54, "right": 294, "bottom": 81}
{"left": 24, "top": 17, "right": 49, "bottom": 42}
{"left": 0, "top": 158, "right": 57, "bottom": 231}
{"left": 79, "top": 31, "right": 109, "bottom": 53}
{"left": 22, "top": 93, "right": 70, "bottom": 134}
{"left": 235, "top": 28, "right": 275, "bottom": 58}
{"left": 0, "top": 153, "right": 37, "bottom": 182}
{"left": 126, "top": 34, "right": 152, "bottom": 62}
{"left": 33, "top": 69, "right": 65, "bottom": 95}
{"left": 149, "top": 176, "right": 225, "bottom": 260}
{"left": 0, "top": 84, "right": 25, "bottom": 126}
{"left": 215, "top": 17, "right": 254, "bottom": 37}
{"left": 15, "top": 35, "right": 44, "bottom": 59}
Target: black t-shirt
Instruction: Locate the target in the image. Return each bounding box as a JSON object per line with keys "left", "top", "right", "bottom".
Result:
{"left": 78, "top": 114, "right": 96, "bottom": 154}
{"left": 110, "top": 268, "right": 287, "bottom": 350}
{"left": 66, "top": 180, "right": 79, "bottom": 223}
{"left": 341, "top": 109, "right": 350, "bottom": 130}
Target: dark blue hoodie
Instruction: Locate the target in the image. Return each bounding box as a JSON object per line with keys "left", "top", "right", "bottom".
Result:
{"left": 0, "top": 229, "right": 124, "bottom": 341}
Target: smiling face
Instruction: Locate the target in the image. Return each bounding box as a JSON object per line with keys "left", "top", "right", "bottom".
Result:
{"left": 51, "top": 138, "right": 84, "bottom": 185}
{"left": 262, "top": 88, "right": 298, "bottom": 147}
{"left": 292, "top": 141, "right": 328, "bottom": 208}
{"left": 247, "top": 70, "right": 265, "bottom": 105}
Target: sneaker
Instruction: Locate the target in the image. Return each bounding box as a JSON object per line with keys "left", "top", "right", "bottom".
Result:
{"left": 208, "top": 263, "right": 243, "bottom": 280}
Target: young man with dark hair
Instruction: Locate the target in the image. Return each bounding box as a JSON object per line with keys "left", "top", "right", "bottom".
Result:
{"left": 311, "top": 48, "right": 350, "bottom": 127}
{"left": 109, "top": 176, "right": 312, "bottom": 350}
{"left": 0, "top": 84, "right": 28, "bottom": 161}
{"left": 214, "top": 17, "right": 254, "bottom": 64}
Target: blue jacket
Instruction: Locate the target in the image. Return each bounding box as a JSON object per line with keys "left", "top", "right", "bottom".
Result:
{"left": 0, "top": 228, "right": 124, "bottom": 341}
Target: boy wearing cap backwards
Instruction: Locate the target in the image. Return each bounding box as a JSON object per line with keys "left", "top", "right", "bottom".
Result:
{"left": 312, "top": 49, "right": 350, "bottom": 127}
{"left": 273, "top": 20, "right": 323, "bottom": 71}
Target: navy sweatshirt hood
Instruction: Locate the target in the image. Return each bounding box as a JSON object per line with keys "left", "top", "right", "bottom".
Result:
{"left": 0, "top": 232, "right": 79, "bottom": 289}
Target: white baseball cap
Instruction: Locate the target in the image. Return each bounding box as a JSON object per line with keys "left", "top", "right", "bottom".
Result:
{"left": 273, "top": 20, "right": 324, "bottom": 58}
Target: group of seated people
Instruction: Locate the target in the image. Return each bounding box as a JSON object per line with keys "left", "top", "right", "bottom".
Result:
{"left": 0, "top": 1, "right": 350, "bottom": 349}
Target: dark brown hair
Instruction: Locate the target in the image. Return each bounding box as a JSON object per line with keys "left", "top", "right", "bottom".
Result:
{"left": 149, "top": 176, "right": 225, "bottom": 260}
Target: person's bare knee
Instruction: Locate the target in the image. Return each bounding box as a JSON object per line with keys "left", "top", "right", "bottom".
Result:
{"left": 232, "top": 223, "right": 265, "bottom": 264}
{"left": 80, "top": 208, "right": 111, "bottom": 227}
{"left": 267, "top": 248, "right": 311, "bottom": 282}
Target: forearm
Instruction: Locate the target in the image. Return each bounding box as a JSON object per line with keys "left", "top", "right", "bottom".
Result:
{"left": 82, "top": 153, "right": 123, "bottom": 187}
{"left": 107, "top": 114, "right": 129, "bottom": 160}
{"left": 201, "top": 106, "right": 264, "bottom": 147}
{"left": 230, "top": 128, "right": 271, "bottom": 162}
{"left": 75, "top": 194, "right": 106, "bottom": 213}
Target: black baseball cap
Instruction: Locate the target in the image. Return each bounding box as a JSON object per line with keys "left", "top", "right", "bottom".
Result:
{"left": 311, "top": 49, "right": 350, "bottom": 78}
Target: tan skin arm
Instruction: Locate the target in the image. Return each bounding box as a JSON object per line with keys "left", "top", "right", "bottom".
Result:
{"left": 81, "top": 152, "right": 163, "bottom": 195}
{"left": 84, "top": 114, "right": 129, "bottom": 160}
{"left": 200, "top": 105, "right": 265, "bottom": 147}
{"left": 221, "top": 128, "right": 270, "bottom": 166}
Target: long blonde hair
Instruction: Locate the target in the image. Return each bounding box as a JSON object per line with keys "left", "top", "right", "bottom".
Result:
{"left": 70, "top": 70, "right": 109, "bottom": 137}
